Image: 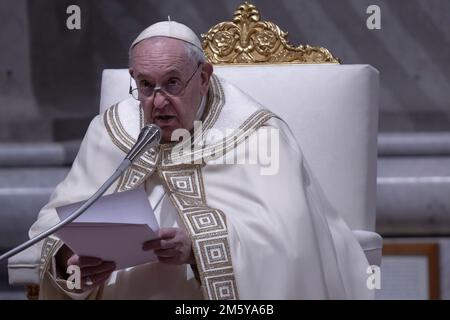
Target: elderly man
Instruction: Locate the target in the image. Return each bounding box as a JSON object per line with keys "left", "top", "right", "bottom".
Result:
{"left": 29, "top": 21, "right": 372, "bottom": 299}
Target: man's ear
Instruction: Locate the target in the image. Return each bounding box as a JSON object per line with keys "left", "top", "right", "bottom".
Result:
{"left": 199, "top": 62, "right": 213, "bottom": 96}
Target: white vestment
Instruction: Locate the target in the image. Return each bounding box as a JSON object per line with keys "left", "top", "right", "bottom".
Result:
{"left": 29, "top": 75, "right": 373, "bottom": 300}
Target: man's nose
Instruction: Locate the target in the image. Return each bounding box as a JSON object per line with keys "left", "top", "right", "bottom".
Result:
{"left": 152, "top": 90, "right": 168, "bottom": 109}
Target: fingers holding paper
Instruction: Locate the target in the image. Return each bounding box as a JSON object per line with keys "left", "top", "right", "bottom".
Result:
{"left": 66, "top": 254, "right": 116, "bottom": 290}
{"left": 142, "top": 227, "right": 195, "bottom": 265}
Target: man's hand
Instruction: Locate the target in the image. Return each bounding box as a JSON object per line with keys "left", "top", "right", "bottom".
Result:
{"left": 67, "top": 255, "right": 116, "bottom": 290}
{"left": 56, "top": 245, "right": 116, "bottom": 290}
{"left": 142, "top": 228, "right": 195, "bottom": 265}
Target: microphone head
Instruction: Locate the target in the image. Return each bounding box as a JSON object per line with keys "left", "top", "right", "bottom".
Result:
{"left": 139, "top": 124, "right": 161, "bottom": 143}
{"left": 126, "top": 124, "right": 162, "bottom": 162}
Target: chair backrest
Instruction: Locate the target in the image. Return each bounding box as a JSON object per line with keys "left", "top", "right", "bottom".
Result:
{"left": 99, "top": 64, "right": 378, "bottom": 231}
{"left": 99, "top": 3, "right": 379, "bottom": 231}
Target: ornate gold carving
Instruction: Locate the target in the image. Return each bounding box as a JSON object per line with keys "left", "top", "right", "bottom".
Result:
{"left": 202, "top": 2, "right": 340, "bottom": 64}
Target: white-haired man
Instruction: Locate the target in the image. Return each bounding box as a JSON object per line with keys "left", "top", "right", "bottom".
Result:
{"left": 29, "top": 21, "right": 372, "bottom": 299}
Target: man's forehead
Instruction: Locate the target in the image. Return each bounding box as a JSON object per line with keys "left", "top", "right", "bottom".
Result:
{"left": 132, "top": 38, "right": 191, "bottom": 73}
{"left": 134, "top": 66, "right": 184, "bottom": 79}
{"left": 131, "top": 36, "right": 204, "bottom": 79}
{"left": 133, "top": 37, "right": 186, "bottom": 57}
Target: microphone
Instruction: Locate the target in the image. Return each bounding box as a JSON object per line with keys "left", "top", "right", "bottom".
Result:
{"left": 125, "top": 124, "right": 161, "bottom": 162}
{"left": 0, "top": 124, "right": 161, "bottom": 264}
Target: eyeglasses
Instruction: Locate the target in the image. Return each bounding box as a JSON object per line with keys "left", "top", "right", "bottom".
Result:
{"left": 129, "top": 62, "right": 202, "bottom": 100}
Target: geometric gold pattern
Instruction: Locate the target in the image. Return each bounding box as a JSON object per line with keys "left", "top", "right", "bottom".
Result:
{"left": 153, "top": 84, "right": 276, "bottom": 299}
{"left": 202, "top": 1, "right": 340, "bottom": 64}
{"left": 163, "top": 169, "right": 202, "bottom": 199}
{"left": 158, "top": 164, "right": 239, "bottom": 300}
{"left": 186, "top": 209, "right": 227, "bottom": 234}
{"left": 206, "top": 275, "right": 238, "bottom": 300}
{"left": 198, "top": 238, "right": 231, "bottom": 269}
{"left": 33, "top": 236, "right": 64, "bottom": 298}
{"left": 39, "top": 236, "right": 61, "bottom": 280}
{"left": 116, "top": 165, "right": 148, "bottom": 192}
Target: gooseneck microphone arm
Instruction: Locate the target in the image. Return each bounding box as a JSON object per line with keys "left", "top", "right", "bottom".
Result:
{"left": 0, "top": 124, "right": 161, "bottom": 264}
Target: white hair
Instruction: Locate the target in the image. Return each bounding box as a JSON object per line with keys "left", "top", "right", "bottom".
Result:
{"left": 184, "top": 41, "right": 206, "bottom": 64}
{"left": 128, "top": 38, "right": 205, "bottom": 67}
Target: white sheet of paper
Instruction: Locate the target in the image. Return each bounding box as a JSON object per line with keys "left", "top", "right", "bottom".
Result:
{"left": 55, "top": 186, "right": 159, "bottom": 270}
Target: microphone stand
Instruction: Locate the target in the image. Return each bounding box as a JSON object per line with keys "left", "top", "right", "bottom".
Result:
{"left": 0, "top": 124, "right": 161, "bottom": 264}
{"left": 0, "top": 159, "right": 131, "bottom": 264}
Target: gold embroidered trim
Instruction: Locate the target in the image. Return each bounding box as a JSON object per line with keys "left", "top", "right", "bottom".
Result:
{"left": 104, "top": 104, "right": 158, "bottom": 191}
{"left": 199, "top": 109, "right": 276, "bottom": 163}
{"left": 39, "top": 237, "right": 63, "bottom": 281}
{"left": 158, "top": 165, "right": 239, "bottom": 300}
{"left": 115, "top": 163, "right": 156, "bottom": 192}
{"left": 104, "top": 104, "right": 156, "bottom": 167}
{"left": 168, "top": 109, "right": 276, "bottom": 165}
{"left": 106, "top": 104, "right": 157, "bottom": 168}
{"left": 202, "top": 75, "right": 225, "bottom": 130}
{"left": 156, "top": 109, "right": 276, "bottom": 300}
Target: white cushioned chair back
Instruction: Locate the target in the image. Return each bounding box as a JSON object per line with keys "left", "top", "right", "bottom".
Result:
{"left": 99, "top": 64, "right": 379, "bottom": 231}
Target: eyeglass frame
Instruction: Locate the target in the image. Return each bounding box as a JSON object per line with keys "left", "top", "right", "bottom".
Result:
{"left": 129, "top": 62, "right": 203, "bottom": 100}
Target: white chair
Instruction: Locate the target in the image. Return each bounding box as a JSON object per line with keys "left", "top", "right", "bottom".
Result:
{"left": 99, "top": 65, "right": 382, "bottom": 263}
{"left": 8, "top": 2, "right": 382, "bottom": 298}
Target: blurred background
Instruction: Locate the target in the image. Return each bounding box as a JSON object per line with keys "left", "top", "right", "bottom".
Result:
{"left": 1, "top": 0, "right": 450, "bottom": 299}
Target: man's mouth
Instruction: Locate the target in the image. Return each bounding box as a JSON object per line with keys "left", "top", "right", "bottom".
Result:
{"left": 155, "top": 115, "right": 175, "bottom": 121}
{"left": 154, "top": 115, "right": 177, "bottom": 126}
